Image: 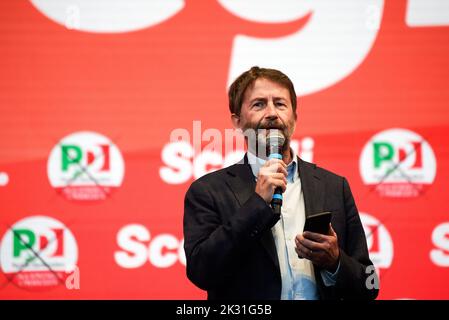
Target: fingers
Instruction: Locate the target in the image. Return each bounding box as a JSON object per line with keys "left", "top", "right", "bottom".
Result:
{"left": 277, "top": 165, "right": 288, "bottom": 177}
{"left": 262, "top": 159, "right": 288, "bottom": 176}
{"left": 259, "top": 171, "right": 287, "bottom": 184}
{"left": 267, "top": 172, "right": 287, "bottom": 181}
{"left": 302, "top": 231, "right": 327, "bottom": 242}
{"left": 303, "top": 226, "right": 337, "bottom": 241}
{"left": 258, "top": 171, "right": 287, "bottom": 188}
{"left": 259, "top": 160, "right": 288, "bottom": 193}
{"left": 295, "top": 242, "right": 314, "bottom": 260}
{"left": 329, "top": 223, "right": 337, "bottom": 237}
{"left": 295, "top": 227, "right": 340, "bottom": 269}
{"left": 269, "top": 175, "right": 287, "bottom": 192}
{"left": 266, "top": 158, "right": 287, "bottom": 169}
{"left": 295, "top": 234, "right": 327, "bottom": 252}
{"left": 254, "top": 159, "right": 288, "bottom": 203}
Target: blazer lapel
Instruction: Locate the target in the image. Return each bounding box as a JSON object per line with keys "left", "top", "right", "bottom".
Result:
{"left": 297, "top": 157, "right": 325, "bottom": 218}
{"left": 225, "top": 155, "right": 279, "bottom": 269}
{"left": 225, "top": 155, "right": 256, "bottom": 206}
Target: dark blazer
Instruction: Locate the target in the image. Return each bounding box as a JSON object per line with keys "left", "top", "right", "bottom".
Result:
{"left": 183, "top": 156, "right": 379, "bottom": 300}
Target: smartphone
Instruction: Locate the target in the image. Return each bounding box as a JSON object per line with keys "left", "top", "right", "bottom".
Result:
{"left": 303, "top": 211, "right": 332, "bottom": 235}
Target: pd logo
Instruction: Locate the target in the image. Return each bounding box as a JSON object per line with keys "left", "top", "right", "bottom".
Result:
{"left": 359, "top": 128, "right": 436, "bottom": 198}
{"left": 360, "top": 212, "right": 393, "bottom": 272}
{"left": 47, "top": 131, "right": 125, "bottom": 201}
{"left": 0, "top": 216, "right": 78, "bottom": 290}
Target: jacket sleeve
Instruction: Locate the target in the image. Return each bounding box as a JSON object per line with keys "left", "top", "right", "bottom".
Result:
{"left": 183, "top": 179, "right": 279, "bottom": 290}
{"left": 333, "top": 177, "right": 379, "bottom": 300}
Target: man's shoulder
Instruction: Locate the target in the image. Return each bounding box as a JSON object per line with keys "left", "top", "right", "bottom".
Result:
{"left": 187, "top": 163, "right": 240, "bottom": 191}
{"left": 196, "top": 166, "right": 231, "bottom": 183}
{"left": 299, "top": 158, "right": 345, "bottom": 183}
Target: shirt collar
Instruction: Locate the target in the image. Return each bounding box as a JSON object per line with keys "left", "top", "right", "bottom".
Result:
{"left": 247, "top": 148, "right": 298, "bottom": 183}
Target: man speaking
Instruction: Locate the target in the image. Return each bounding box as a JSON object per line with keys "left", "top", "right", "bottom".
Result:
{"left": 183, "top": 66, "right": 379, "bottom": 300}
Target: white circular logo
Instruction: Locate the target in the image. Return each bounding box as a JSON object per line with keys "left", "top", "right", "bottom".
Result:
{"left": 360, "top": 212, "right": 393, "bottom": 270}
{"left": 47, "top": 131, "right": 125, "bottom": 201}
{"left": 0, "top": 216, "right": 78, "bottom": 290}
{"left": 359, "top": 128, "right": 437, "bottom": 197}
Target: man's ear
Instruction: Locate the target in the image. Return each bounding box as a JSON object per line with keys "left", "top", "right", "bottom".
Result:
{"left": 231, "top": 113, "right": 240, "bottom": 129}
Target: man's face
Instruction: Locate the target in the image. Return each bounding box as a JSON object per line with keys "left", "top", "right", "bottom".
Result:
{"left": 233, "top": 77, "right": 297, "bottom": 154}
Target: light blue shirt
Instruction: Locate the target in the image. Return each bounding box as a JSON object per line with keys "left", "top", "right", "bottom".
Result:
{"left": 247, "top": 150, "right": 340, "bottom": 300}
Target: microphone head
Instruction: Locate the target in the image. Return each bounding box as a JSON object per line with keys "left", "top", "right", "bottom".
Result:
{"left": 266, "top": 129, "right": 285, "bottom": 156}
{"left": 266, "top": 129, "right": 285, "bottom": 146}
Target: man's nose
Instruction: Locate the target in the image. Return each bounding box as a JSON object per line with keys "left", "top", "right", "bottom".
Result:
{"left": 265, "top": 101, "right": 278, "bottom": 120}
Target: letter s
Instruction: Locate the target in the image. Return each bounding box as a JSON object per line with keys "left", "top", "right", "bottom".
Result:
{"left": 114, "top": 224, "right": 150, "bottom": 269}
{"left": 430, "top": 222, "right": 449, "bottom": 267}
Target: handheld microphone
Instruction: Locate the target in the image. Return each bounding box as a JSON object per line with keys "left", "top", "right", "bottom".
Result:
{"left": 266, "top": 130, "right": 285, "bottom": 215}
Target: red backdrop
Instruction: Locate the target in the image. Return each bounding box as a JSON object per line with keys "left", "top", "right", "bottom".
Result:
{"left": 1, "top": 0, "right": 449, "bottom": 299}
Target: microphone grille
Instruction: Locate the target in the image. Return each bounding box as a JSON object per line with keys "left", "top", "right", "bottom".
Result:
{"left": 266, "top": 129, "right": 285, "bottom": 146}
